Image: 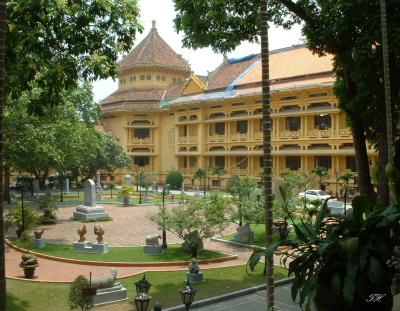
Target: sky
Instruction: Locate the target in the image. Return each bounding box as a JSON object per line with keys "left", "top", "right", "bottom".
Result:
{"left": 93, "top": 0, "right": 303, "bottom": 102}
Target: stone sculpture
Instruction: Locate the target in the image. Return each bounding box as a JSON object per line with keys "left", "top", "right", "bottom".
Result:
{"left": 186, "top": 258, "right": 203, "bottom": 284}
{"left": 78, "top": 225, "right": 87, "bottom": 242}
{"left": 143, "top": 234, "right": 163, "bottom": 256}
{"left": 90, "top": 268, "right": 129, "bottom": 306}
{"left": 145, "top": 234, "right": 161, "bottom": 246}
{"left": 33, "top": 229, "right": 44, "bottom": 239}
{"left": 94, "top": 225, "right": 105, "bottom": 244}
{"left": 91, "top": 267, "right": 117, "bottom": 289}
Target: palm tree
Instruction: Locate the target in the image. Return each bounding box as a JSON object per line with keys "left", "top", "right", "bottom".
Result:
{"left": 193, "top": 168, "right": 206, "bottom": 195}
{"left": 0, "top": 1, "right": 6, "bottom": 308}
{"left": 338, "top": 172, "right": 354, "bottom": 214}
{"left": 313, "top": 166, "right": 328, "bottom": 190}
{"left": 260, "top": 1, "right": 274, "bottom": 309}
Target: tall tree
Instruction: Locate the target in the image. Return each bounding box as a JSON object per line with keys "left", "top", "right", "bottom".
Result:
{"left": 0, "top": 1, "right": 5, "bottom": 308}
{"left": 0, "top": 1, "right": 142, "bottom": 307}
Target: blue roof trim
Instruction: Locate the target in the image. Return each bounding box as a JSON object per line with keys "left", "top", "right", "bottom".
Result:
{"left": 225, "top": 57, "right": 260, "bottom": 95}
{"left": 228, "top": 54, "right": 257, "bottom": 64}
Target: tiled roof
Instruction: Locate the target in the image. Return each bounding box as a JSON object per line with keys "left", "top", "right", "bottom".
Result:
{"left": 118, "top": 21, "right": 190, "bottom": 72}
{"left": 163, "top": 81, "right": 187, "bottom": 100}
{"left": 101, "top": 88, "right": 166, "bottom": 105}
{"left": 207, "top": 55, "right": 259, "bottom": 91}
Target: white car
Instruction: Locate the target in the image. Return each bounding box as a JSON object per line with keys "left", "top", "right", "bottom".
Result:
{"left": 327, "top": 199, "right": 352, "bottom": 215}
{"left": 298, "top": 189, "right": 331, "bottom": 202}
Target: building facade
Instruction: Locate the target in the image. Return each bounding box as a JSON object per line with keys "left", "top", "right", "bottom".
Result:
{"left": 101, "top": 22, "right": 377, "bottom": 191}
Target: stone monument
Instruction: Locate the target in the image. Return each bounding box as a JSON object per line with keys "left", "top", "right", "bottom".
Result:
{"left": 33, "top": 180, "right": 40, "bottom": 200}
{"left": 186, "top": 258, "right": 204, "bottom": 284}
{"left": 33, "top": 229, "right": 45, "bottom": 248}
{"left": 73, "top": 179, "right": 108, "bottom": 222}
{"left": 96, "top": 172, "right": 103, "bottom": 202}
{"left": 123, "top": 174, "right": 132, "bottom": 186}
{"left": 143, "top": 234, "right": 163, "bottom": 255}
{"left": 234, "top": 223, "right": 254, "bottom": 243}
{"left": 73, "top": 224, "right": 109, "bottom": 253}
{"left": 151, "top": 180, "right": 157, "bottom": 192}
{"left": 91, "top": 268, "right": 128, "bottom": 306}
{"left": 64, "top": 178, "right": 71, "bottom": 194}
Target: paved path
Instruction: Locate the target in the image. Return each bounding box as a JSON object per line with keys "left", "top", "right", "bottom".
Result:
{"left": 5, "top": 203, "right": 259, "bottom": 282}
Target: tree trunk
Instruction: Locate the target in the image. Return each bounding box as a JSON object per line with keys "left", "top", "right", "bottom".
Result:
{"left": 261, "top": 1, "right": 274, "bottom": 310}
{"left": 351, "top": 115, "right": 375, "bottom": 200}
{"left": 0, "top": 1, "right": 6, "bottom": 309}
{"left": 377, "top": 132, "right": 390, "bottom": 205}
{"left": 3, "top": 165, "right": 10, "bottom": 203}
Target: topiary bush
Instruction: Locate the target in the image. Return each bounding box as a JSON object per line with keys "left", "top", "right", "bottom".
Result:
{"left": 166, "top": 170, "right": 183, "bottom": 190}
{"left": 69, "top": 275, "right": 92, "bottom": 311}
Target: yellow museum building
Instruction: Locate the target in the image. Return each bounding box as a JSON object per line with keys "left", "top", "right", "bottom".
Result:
{"left": 101, "top": 22, "right": 376, "bottom": 191}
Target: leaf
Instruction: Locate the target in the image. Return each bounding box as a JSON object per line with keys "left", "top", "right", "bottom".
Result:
{"left": 343, "top": 261, "right": 358, "bottom": 305}
{"left": 368, "top": 257, "right": 383, "bottom": 286}
{"left": 331, "top": 273, "right": 342, "bottom": 296}
{"left": 247, "top": 251, "right": 265, "bottom": 272}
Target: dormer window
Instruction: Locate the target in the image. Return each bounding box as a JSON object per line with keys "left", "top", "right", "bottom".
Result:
{"left": 140, "top": 75, "right": 145, "bottom": 80}
{"left": 146, "top": 75, "right": 151, "bottom": 80}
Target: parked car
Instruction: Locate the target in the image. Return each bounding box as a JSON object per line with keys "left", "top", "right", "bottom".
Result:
{"left": 298, "top": 189, "right": 331, "bottom": 201}
{"left": 327, "top": 199, "right": 352, "bottom": 215}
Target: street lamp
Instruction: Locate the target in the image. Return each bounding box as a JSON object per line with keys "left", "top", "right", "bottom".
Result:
{"left": 161, "top": 185, "right": 170, "bottom": 249}
{"left": 139, "top": 170, "right": 143, "bottom": 204}
{"left": 134, "top": 292, "right": 151, "bottom": 311}
{"left": 179, "top": 280, "right": 197, "bottom": 311}
{"left": 18, "top": 184, "right": 25, "bottom": 235}
{"left": 135, "top": 274, "right": 152, "bottom": 295}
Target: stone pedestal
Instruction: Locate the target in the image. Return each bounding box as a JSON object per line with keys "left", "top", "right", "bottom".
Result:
{"left": 64, "top": 178, "right": 71, "bottom": 194}
{"left": 187, "top": 272, "right": 204, "bottom": 284}
{"left": 92, "top": 282, "right": 128, "bottom": 306}
{"left": 73, "top": 205, "right": 108, "bottom": 222}
{"left": 33, "top": 238, "right": 45, "bottom": 248}
{"left": 234, "top": 224, "right": 254, "bottom": 243}
{"left": 74, "top": 241, "right": 109, "bottom": 253}
{"left": 143, "top": 245, "right": 163, "bottom": 256}
{"left": 123, "top": 175, "right": 132, "bottom": 186}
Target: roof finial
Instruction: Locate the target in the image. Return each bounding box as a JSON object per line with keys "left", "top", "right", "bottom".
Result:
{"left": 152, "top": 20, "right": 157, "bottom": 31}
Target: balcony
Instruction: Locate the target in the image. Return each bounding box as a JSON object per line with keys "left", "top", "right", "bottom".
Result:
{"left": 128, "top": 137, "right": 153, "bottom": 145}
{"left": 230, "top": 167, "right": 248, "bottom": 175}
{"left": 279, "top": 131, "right": 301, "bottom": 139}
{"left": 208, "top": 135, "right": 226, "bottom": 143}
{"left": 177, "top": 136, "right": 198, "bottom": 144}
{"left": 230, "top": 133, "right": 248, "bottom": 142}
{"left": 339, "top": 128, "right": 352, "bottom": 137}
{"left": 307, "top": 129, "right": 332, "bottom": 138}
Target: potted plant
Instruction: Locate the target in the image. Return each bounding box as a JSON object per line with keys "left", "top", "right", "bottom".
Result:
{"left": 118, "top": 185, "right": 134, "bottom": 206}
{"left": 19, "top": 253, "right": 39, "bottom": 279}
{"left": 248, "top": 178, "right": 400, "bottom": 311}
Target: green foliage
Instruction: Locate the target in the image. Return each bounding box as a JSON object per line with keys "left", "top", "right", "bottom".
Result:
{"left": 312, "top": 166, "right": 328, "bottom": 187}
{"left": 166, "top": 170, "right": 183, "bottom": 189}
{"left": 118, "top": 185, "right": 134, "bottom": 201}
{"left": 38, "top": 196, "right": 57, "bottom": 223}
{"left": 211, "top": 166, "right": 226, "bottom": 179}
{"left": 7, "top": 0, "right": 143, "bottom": 111}
{"left": 226, "top": 175, "right": 240, "bottom": 195}
{"left": 5, "top": 203, "right": 40, "bottom": 240}
{"left": 68, "top": 275, "right": 92, "bottom": 311}
{"left": 248, "top": 198, "right": 400, "bottom": 310}
{"left": 230, "top": 176, "right": 260, "bottom": 225}
{"left": 157, "top": 192, "right": 230, "bottom": 244}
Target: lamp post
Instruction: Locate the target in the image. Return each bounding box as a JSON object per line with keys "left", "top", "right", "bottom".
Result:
{"left": 59, "top": 173, "right": 64, "bottom": 202}
{"left": 161, "top": 185, "right": 169, "bottom": 249}
{"left": 134, "top": 275, "right": 152, "bottom": 311}
{"left": 20, "top": 185, "right": 25, "bottom": 234}
{"left": 139, "top": 171, "right": 143, "bottom": 204}
{"left": 179, "top": 280, "right": 197, "bottom": 311}
{"left": 335, "top": 170, "right": 340, "bottom": 198}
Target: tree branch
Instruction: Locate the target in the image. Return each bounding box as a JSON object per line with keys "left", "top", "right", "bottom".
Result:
{"left": 278, "top": 0, "right": 316, "bottom": 26}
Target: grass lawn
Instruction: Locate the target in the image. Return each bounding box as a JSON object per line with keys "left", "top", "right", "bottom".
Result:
{"left": 11, "top": 240, "right": 226, "bottom": 262}
{"left": 6, "top": 265, "right": 288, "bottom": 311}
{"left": 221, "top": 224, "right": 296, "bottom": 247}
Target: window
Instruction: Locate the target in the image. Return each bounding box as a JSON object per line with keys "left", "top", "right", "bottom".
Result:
{"left": 110, "top": 175, "right": 115, "bottom": 181}
{"left": 286, "top": 117, "right": 301, "bottom": 131}
{"left": 140, "top": 75, "right": 145, "bottom": 80}
{"left": 212, "top": 180, "right": 221, "bottom": 187}
{"left": 310, "top": 92, "right": 327, "bottom": 97}
{"left": 346, "top": 156, "right": 357, "bottom": 172}
{"left": 157, "top": 75, "right": 161, "bottom": 81}
{"left": 314, "top": 114, "right": 331, "bottom": 130}
{"left": 315, "top": 156, "right": 332, "bottom": 169}
{"left": 215, "top": 123, "right": 225, "bottom": 135}
{"left": 236, "top": 120, "right": 248, "bottom": 134}
{"left": 215, "top": 156, "right": 225, "bottom": 168}
{"left": 281, "top": 96, "right": 297, "bottom": 100}
{"left": 259, "top": 156, "right": 263, "bottom": 168}
{"left": 286, "top": 156, "right": 301, "bottom": 170}
{"left": 146, "top": 75, "right": 151, "bottom": 80}
{"left": 237, "top": 156, "right": 248, "bottom": 169}
{"left": 130, "top": 76, "right": 133, "bottom": 82}
{"left": 133, "top": 128, "right": 150, "bottom": 139}
{"left": 134, "top": 156, "right": 149, "bottom": 167}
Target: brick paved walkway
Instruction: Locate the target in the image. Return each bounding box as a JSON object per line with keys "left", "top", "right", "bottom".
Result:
{"left": 5, "top": 203, "right": 260, "bottom": 282}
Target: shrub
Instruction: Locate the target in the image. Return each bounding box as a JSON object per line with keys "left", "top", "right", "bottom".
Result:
{"left": 38, "top": 196, "right": 57, "bottom": 224}
{"left": 5, "top": 203, "right": 40, "bottom": 239}
{"left": 69, "top": 275, "right": 92, "bottom": 311}
{"left": 166, "top": 170, "right": 183, "bottom": 189}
